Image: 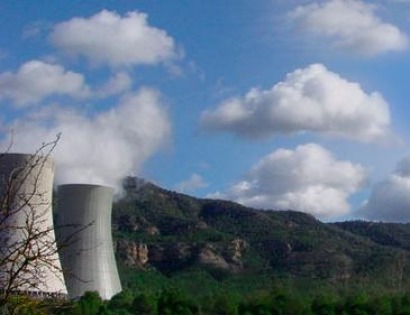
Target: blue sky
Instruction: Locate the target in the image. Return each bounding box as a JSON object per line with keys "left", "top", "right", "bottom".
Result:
{"left": 2, "top": 0, "right": 410, "bottom": 222}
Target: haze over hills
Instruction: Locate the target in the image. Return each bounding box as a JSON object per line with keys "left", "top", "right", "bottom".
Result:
{"left": 112, "top": 177, "right": 410, "bottom": 294}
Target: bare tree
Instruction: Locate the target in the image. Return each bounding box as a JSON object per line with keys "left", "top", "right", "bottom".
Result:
{"left": 0, "top": 135, "right": 68, "bottom": 312}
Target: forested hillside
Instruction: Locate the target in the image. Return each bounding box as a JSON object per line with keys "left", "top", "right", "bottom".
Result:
{"left": 112, "top": 177, "right": 410, "bottom": 296}
{"left": 11, "top": 177, "right": 410, "bottom": 314}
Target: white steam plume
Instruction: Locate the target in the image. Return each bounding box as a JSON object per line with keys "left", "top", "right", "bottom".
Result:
{"left": 2, "top": 87, "right": 171, "bottom": 192}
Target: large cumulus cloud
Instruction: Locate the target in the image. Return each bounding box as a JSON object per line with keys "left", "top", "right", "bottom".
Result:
{"left": 0, "top": 60, "right": 90, "bottom": 106}
{"left": 201, "top": 64, "right": 391, "bottom": 143}
{"left": 288, "top": 0, "right": 407, "bottom": 55}
{"left": 49, "top": 10, "right": 180, "bottom": 67}
{"left": 211, "top": 143, "right": 366, "bottom": 220}
{"left": 360, "top": 157, "right": 410, "bottom": 222}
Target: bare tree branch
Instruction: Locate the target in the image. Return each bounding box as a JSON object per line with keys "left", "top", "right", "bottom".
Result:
{"left": 0, "top": 135, "right": 68, "bottom": 310}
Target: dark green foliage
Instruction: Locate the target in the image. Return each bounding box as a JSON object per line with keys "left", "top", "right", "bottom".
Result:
{"left": 20, "top": 289, "right": 410, "bottom": 315}
{"left": 367, "top": 295, "right": 393, "bottom": 315}
{"left": 157, "top": 288, "right": 198, "bottom": 315}
{"left": 107, "top": 289, "right": 134, "bottom": 311}
{"left": 31, "top": 177, "right": 410, "bottom": 314}
{"left": 343, "top": 293, "right": 370, "bottom": 315}
{"left": 132, "top": 293, "right": 158, "bottom": 315}
{"left": 193, "top": 292, "right": 239, "bottom": 315}
{"left": 311, "top": 294, "right": 338, "bottom": 315}
{"left": 73, "top": 291, "right": 104, "bottom": 315}
{"left": 334, "top": 221, "right": 410, "bottom": 250}
{"left": 113, "top": 177, "right": 410, "bottom": 288}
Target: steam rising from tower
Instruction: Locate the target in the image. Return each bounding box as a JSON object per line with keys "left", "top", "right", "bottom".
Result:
{"left": 3, "top": 88, "right": 171, "bottom": 193}
{"left": 56, "top": 184, "right": 122, "bottom": 300}
{"left": 0, "top": 153, "right": 67, "bottom": 296}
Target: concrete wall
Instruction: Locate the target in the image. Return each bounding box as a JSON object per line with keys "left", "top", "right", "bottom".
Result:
{"left": 56, "top": 184, "right": 122, "bottom": 300}
{"left": 0, "top": 153, "right": 67, "bottom": 295}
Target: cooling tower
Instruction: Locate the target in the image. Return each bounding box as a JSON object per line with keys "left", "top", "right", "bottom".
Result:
{"left": 56, "top": 184, "right": 122, "bottom": 300}
{"left": 0, "top": 153, "right": 67, "bottom": 297}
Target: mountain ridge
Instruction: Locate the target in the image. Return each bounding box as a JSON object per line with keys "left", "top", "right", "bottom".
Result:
{"left": 112, "top": 177, "right": 410, "bottom": 293}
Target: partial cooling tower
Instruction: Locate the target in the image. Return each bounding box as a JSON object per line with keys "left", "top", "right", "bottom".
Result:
{"left": 0, "top": 153, "right": 67, "bottom": 297}
{"left": 56, "top": 184, "right": 122, "bottom": 300}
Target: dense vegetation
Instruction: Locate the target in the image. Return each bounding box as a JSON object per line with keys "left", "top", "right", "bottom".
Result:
{"left": 113, "top": 177, "right": 410, "bottom": 290}
{"left": 10, "top": 289, "right": 410, "bottom": 314}
{"left": 6, "top": 177, "right": 410, "bottom": 314}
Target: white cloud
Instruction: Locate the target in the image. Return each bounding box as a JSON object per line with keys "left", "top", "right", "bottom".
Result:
{"left": 49, "top": 10, "right": 180, "bottom": 67}
{"left": 201, "top": 64, "right": 391, "bottom": 143}
{"left": 96, "top": 71, "right": 132, "bottom": 97}
{"left": 175, "top": 173, "right": 208, "bottom": 193}
{"left": 212, "top": 143, "right": 366, "bottom": 220}
{"left": 0, "top": 60, "right": 90, "bottom": 106}
{"left": 288, "top": 0, "right": 407, "bottom": 55}
{"left": 2, "top": 87, "right": 171, "bottom": 192}
{"left": 360, "top": 157, "right": 410, "bottom": 222}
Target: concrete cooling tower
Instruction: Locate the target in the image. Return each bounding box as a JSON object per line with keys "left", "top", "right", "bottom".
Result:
{"left": 56, "top": 184, "right": 122, "bottom": 300}
{"left": 0, "top": 153, "right": 67, "bottom": 297}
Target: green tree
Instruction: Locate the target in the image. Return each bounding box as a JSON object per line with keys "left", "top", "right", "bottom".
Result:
{"left": 107, "top": 289, "right": 134, "bottom": 312}
{"left": 132, "top": 293, "right": 158, "bottom": 315}
{"left": 311, "top": 295, "right": 337, "bottom": 315}
{"left": 343, "top": 293, "right": 369, "bottom": 315}
{"left": 157, "top": 288, "right": 197, "bottom": 315}
{"left": 366, "top": 295, "right": 392, "bottom": 315}
{"left": 73, "top": 291, "right": 104, "bottom": 315}
{"left": 211, "top": 294, "right": 239, "bottom": 315}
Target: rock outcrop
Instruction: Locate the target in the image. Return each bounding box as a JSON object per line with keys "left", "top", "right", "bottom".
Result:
{"left": 117, "top": 240, "right": 149, "bottom": 267}
{"left": 198, "top": 244, "right": 230, "bottom": 269}
{"left": 116, "top": 238, "right": 248, "bottom": 273}
{"left": 227, "top": 238, "right": 248, "bottom": 267}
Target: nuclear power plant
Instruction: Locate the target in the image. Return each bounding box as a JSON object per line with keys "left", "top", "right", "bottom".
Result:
{"left": 56, "top": 184, "right": 122, "bottom": 300}
{"left": 0, "top": 153, "right": 67, "bottom": 297}
{"left": 0, "top": 153, "right": 122, "bottom": 300}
